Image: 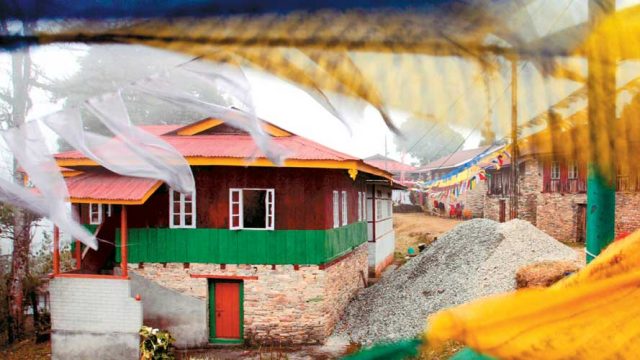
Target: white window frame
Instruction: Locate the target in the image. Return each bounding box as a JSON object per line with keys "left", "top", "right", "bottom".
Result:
{"left": 89, "top": 203, "right": 103, "bottom": 225}
{"left": 333, "top": 191, "right": 340, "bottom": 228}
{"left": 357, "top": 192, "right": 362, "bottom": 222}
{"left": 568, "top": 162, "right": 578, "bottom": 179}
{"left": 551, "top": 161, "right": 561, "bottom": 180}
{"left": 362, "top": 191, "right": 367, "bottom": 221}
{"left": 229, "top": 188, "right": 275, "bottom": 230}
{"left": 341, "top": 190, "right": 348, "bottom": 226}
{"left": 169, "top": 188, "right": 196, "bottom": 229}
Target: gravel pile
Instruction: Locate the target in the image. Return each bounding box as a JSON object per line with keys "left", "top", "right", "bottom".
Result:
{"left": 337, "top": 218, "right": 577, "bottom": 345}
{"left": 474, "top": 219, "right": 579, "bottom": 297}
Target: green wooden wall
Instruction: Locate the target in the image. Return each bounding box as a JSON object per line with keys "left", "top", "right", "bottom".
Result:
{"left": 115, "top": 222, "right": 366, "bottom": 265}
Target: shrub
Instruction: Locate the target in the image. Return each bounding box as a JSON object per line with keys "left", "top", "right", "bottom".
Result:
{"left": 139, "top": 326, "right": 175, "bottom": 360}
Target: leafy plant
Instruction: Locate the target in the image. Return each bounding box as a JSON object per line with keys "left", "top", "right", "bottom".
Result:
{"left": 139, "top": 326, "right": 176, "bottom": 360}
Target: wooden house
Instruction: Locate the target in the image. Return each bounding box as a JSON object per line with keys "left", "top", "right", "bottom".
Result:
{"left": 47, "top": 115, "right": 396, "bottom": 354}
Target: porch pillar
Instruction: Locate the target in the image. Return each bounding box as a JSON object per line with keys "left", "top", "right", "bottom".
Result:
{"left": 53, "top": 225, "right": 60, "bottom": 275}
{"left": 120, "top": 205, "right": 128, "bottom": 278}
{"left": 74, "top": 240, "right": 82, "bottom": 270}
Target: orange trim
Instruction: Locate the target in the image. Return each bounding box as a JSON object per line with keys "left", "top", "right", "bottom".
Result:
{"left": 62, "top": 170, "right": 83, "bottom": 178}
{"left": 69, "top": 180, "right": 163, "bottom": 205}
{"left": 175, "top": 117, "right": 292, "bottom": 137}
{"left": 189, "top": 274, "right": 258, "bottom": 280}
{"left": 52, "top": 273, "right": 127, "bottom": 280}
{"left": 57, "top": 158, "right": 393, "bottom": 180}
{"left": 263, "top": 123, "right": 292, "bottom": 137}
{"left": 177, "top": 118, "right": 224, "bottom": 135}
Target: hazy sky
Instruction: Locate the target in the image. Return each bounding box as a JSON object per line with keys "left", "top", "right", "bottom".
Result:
{"left": 2, "top": 0, "right": 640, "bottom": 255}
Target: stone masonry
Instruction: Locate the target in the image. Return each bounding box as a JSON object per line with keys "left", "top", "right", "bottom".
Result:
{"left": 485, "top": 156, "right": 640, "bottom": 242}
{"left": 129, "top": 244, "right": 368, "bottom": 346}
{"left": 50, "top": 277, "right": 142, "bottom": 360}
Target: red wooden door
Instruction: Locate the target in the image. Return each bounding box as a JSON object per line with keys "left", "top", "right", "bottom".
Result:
{"left": 214, "top": 282, "right": 241, "bottom": 339}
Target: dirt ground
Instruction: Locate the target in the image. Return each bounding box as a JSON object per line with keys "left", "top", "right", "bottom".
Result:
{"left": 0, "top": 338, "right": 50, "bottom": 360}
{"left": 393, "top": 212, "right": 461, "bottom": 258}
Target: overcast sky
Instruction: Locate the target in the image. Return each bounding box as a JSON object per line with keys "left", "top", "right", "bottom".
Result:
{"left": 2, "top": 0, "right": 640, "bottom": 254}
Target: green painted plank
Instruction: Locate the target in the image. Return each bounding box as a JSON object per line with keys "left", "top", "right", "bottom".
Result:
{"left": 114, "top": 225, "right": 368, "bottom": 265}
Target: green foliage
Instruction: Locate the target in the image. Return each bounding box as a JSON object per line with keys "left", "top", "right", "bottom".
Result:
{"left": 394, "top": 115, "right": 465, "bottom": 166}
{"left": 342, "top": 339, "right": 423, "bottom": 360}
{"left": 140, "top": 326, "right": 176, "bottom": 360}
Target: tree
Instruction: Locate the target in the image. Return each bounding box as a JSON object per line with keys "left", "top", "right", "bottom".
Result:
{"left": 394, "top": 115, "right": 465, "bottom": 166}
{"left": 0, "top": 21, "right": 48, "bottom": 343}
{"left": 48, "top": 44, "right": 229, "bottom": 127}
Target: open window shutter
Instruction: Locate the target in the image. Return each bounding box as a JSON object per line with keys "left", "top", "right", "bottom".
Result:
{"left": 341, "top": 191, "right": 348, "bottom": 225}
{"left": 358, "top": 191, "right": 362, "bottom": 221}
{"left": 265, "top": 189, "right": 275, "bottom": 230}
{"left": 229, "top": 189, "right": 242, "bottom": 229}
{"left": 542, "top": 159, "right": 551, "bottom": 192}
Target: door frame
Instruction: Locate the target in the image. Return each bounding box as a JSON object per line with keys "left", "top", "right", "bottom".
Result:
{"left": 208, "top": 279, "right": 244, "bottom": 344}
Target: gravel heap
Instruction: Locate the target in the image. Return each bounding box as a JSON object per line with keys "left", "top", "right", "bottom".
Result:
{"left": 337, "top": 218, "right": 577, "bottom": 345}
{"left": 474, "top": 219, "right": 579, "bottom": 297}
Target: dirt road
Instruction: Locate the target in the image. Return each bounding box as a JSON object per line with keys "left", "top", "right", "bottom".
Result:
{"left": 394, "top": 212, "right": 461, "bottom": 257}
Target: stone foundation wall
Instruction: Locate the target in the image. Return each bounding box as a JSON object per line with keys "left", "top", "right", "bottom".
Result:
{"left": 129, "top": 244, "right": 367, "bottom": 346}
{"left": 323, "top": 246, "right": 368, "bottom": 335}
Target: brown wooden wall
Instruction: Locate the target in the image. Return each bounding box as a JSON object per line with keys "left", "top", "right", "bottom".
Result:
{"left": 79, "top": 166, "right": 367, "bottom": 231}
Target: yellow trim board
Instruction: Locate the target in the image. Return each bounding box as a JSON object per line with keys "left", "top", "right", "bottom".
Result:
{"left": 69, "top": 180, "right": 162, "bottom": 205}
{"left": 57, "top": 157, "right": 393, "bottom": 180}
{"left": 175, "top": 117, "right": 292, "bottom": 137}
{"left": 177, "top": 118, "right": 224, "bottom": 136}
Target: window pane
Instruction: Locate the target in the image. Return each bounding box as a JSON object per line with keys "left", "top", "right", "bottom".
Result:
{"left": 243, "top": 189, "right": 267, "bottom": 228}
{"left": 184, "top": 215, "right": 192, "bottom": 226}
{"left": 173, "top": 214, "right": 181, "bottom": 226}
{"left": 185, "top": 202, "right": 192, "bottom": 214}
{"left": 232, "top": 203, "right": 240, "bottom": 214}
{"left": 232, "top": 215, "right": 240, "bottom": 228}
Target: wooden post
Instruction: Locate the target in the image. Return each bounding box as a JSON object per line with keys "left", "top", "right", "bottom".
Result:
{"left": 510, "top": 57, "right": 519, "bottom": 220}
{"left": 120, "top": 205, "right": 128, "bottom": 278}
{"left": 53, "top": 225, "right": 60, "bottom": 275}
{"left": 74, "top": 240, "right": 82, "bottom": 270}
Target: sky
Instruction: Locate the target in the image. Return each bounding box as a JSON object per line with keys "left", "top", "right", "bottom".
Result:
{"left": 1, "top": 0, "right": 640, "bottom": 254}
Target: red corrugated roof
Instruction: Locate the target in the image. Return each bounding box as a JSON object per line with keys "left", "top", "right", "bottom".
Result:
{"left": 65, "top": 172, "right": 161, "bottom": 203}
{"left": 364, "top": 155, "right": 417, "bottom": 173}
{"left": 139, "top": 124, "right": 183, "bottom": 136}
{"left": 418, "top": 146, "right": 494, "bottom": 171}
{"left": 56, "top": 134, "right": 359, "bottom": 161}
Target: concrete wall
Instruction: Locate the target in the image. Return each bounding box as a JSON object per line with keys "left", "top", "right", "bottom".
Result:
{"left": 129, "top": 272, "right": 208, "bottom": 348}
{"left": 128, "top": 244, "right": 368, "bottom": 347}
{"left": 50, "top": 277, "right": 142, "bottom": 360}
{"left": 367, "top": 233, "right": 395, "bottom": 277}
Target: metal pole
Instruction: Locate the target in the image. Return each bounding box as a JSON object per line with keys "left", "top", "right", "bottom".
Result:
{"left": 586, "top": 0, "right": 616, "bottom": 263}
{"left": 510, "top": 57, "right": 518, "bottom": 220}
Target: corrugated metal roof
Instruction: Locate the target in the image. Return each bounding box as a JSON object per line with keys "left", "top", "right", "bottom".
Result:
{"left": 56, "top": 134, "right": 359, "bottom": 161}
{"left": 418, "top": 145, "right": 497, "bottom": 171}
{"left": 364, "top": 154, "right": 417, "bottom": 173}
{"left": 139, "top": 124, "right": 183, "bottom": 136}
{"left": 65, "top": 172, "right": 161, "bottom": 203}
